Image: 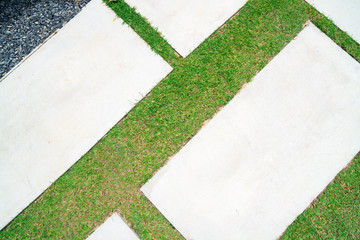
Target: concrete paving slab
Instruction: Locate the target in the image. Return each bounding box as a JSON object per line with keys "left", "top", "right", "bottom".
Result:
{"left": 0, "top": 0, "right": 172, "bottom": 230}
{"left": 87, "top": 213, "right": 139, "bottom": 240}
{"left": 125, "top": 0, "right": 248, "bottom": 57}
{"left": 305, "top": 0, "right": 360, "bottom": 43}
{"left": 141, "top": 23, "right": 360, "bottom": 240}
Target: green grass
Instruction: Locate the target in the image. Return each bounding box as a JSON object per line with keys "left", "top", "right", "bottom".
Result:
{"left": 1, "top": 0, "right": 359, "bottom": 239}
{"left": 282, "top": 154, "right": 360, "bottom": 239}
{"left": 105, "top": 0, "right": 181, "bottom": 67}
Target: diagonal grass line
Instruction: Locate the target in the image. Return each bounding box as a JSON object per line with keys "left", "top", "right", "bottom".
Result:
{"left": 0, "top": 0, "right": 359, "bottom": 239}
{"left": 300, "top": 0, "right": 359, "bottom": 62}
{"left": 104, "top": 0, "right": 181, "bottom": 68}
{"left": 281, "top": 153, "right": 360, "bottom": 239}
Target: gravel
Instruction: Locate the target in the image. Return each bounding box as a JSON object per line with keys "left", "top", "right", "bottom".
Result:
{"left": 0, "top": 0, "right": 91, "bottom": 78}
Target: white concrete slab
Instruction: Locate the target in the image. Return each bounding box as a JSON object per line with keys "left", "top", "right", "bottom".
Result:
{"left": 141, "top": 23, "right": 360, "bottom": 240}
{"left": 305, "top": 0, "right": 360, "bottom": 44}
{"left": 87, "top": 213, "right": 139, "bottom": 240}
{"left": 0, "top": 0, "right": 172, "bottom": 230}
{"left": 125, "top": 0, "right": 248, "bottom": 57}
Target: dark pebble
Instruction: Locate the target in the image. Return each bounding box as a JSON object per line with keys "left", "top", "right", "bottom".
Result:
{"left": 0, "top": 0, "right": 91, "bottom": 78}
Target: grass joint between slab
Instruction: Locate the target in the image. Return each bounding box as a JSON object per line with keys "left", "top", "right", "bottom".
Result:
{"left": 104, "top": 0, "right": 181, "bottom": 68}
{"left": 1, "top": 0, "right": 359, "bottom": 239}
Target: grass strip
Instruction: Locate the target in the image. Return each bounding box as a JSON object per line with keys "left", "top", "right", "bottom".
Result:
{"left": 0, "top": 0, "right": 359, "bottom": 239}
{"left": 282, "top": 154, "right": 360, "bottom": 239}
{"left": 105, "top": 0, "right": 181, "bottom": 67}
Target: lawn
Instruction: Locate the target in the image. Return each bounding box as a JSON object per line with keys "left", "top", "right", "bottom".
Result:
{"left": 0, "top": 0, "right": 359, "bottom": 239}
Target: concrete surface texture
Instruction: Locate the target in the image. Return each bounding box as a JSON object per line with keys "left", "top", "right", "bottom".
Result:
{"left": 86, "top": 213, "right": 139, "bottom": 240}
{"left": 305, "top": 0, "right": 360, "bottom": 43}
{"left": 141, "top": 23, "right": 360, "bottom": 240}
{"left": 0, "top": 0, "right": 91, "bottom": 78}
{"left": 0, "top": 0, "right": 172, "bottom": 230}
{"left": 125, "top": 0, "right": 248, "bottom": 57}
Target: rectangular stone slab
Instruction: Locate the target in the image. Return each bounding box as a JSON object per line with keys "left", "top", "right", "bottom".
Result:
{"left": 141, "top": 23, "right": 360, "bottom": 240}
{"left": 0, "top": 0, "right": 172, "bottom": 230}
{"left": 125, "top": 0, "right": 248, "bottom": 57}
{"left": 305, "top": 0, "right": 360, "bottom": 43}
{"left": 87, "top": 213, "right": 139, "bottom": 240}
